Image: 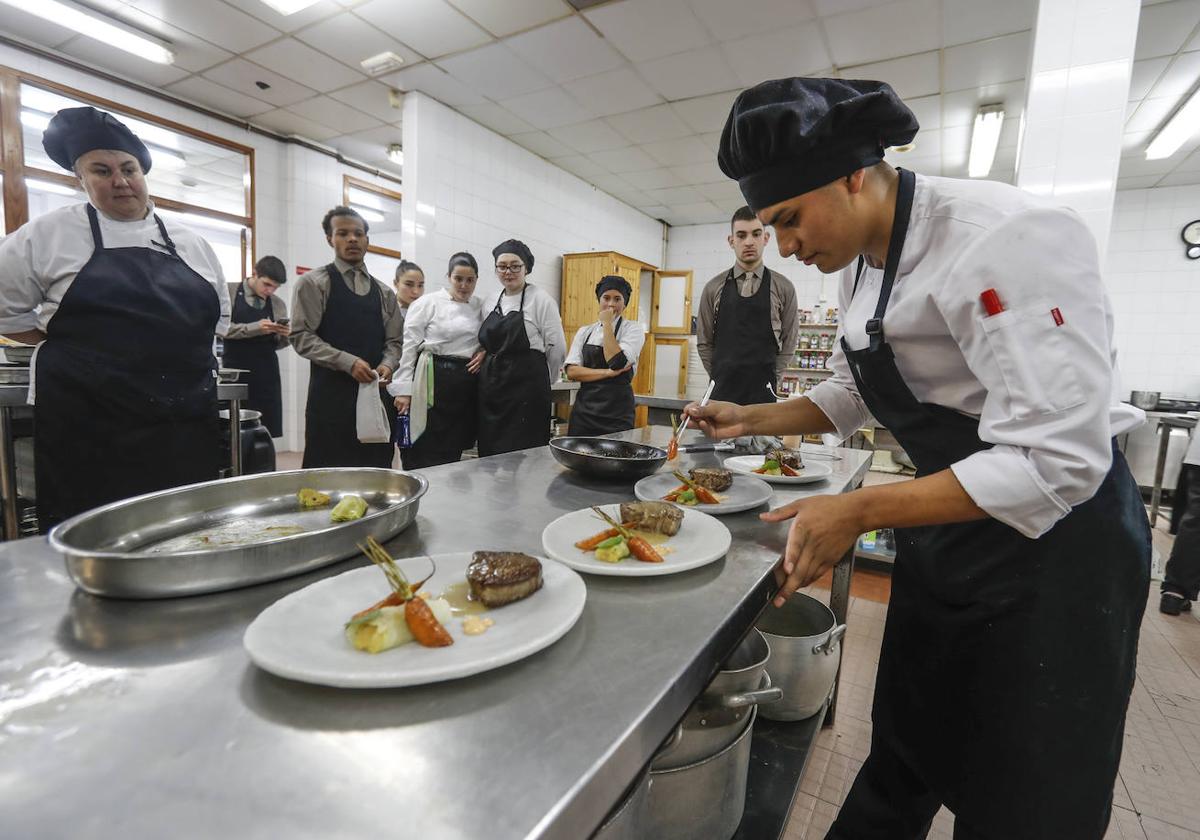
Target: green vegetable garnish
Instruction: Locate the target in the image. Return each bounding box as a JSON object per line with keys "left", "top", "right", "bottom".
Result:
{"left": 763, "top": 459, "right": 780, "bottom": 471}
{"left": 331, "top": 495, "right": 368, "bottom": 522}
{"left": 597, "top": 535, "right": 624, "bottom": 549}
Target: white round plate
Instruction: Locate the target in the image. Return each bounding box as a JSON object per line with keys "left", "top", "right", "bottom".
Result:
{"left": 243, "top": 552, "right": 586, "bottom": 688}
{"left": 541, "top": 504, "right": 731, "bottom": 577}
{"left": 723, "top": 456, "right": 834, "bottom": 485}
{"left": 633, "top": 472, "right": 772, "bottom": 515}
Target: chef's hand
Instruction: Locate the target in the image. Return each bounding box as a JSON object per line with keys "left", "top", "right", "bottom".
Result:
{"left": 607, "top": 363, "right": 633, "bottom": 378}
{"left": 467, "top": 350, "right": 486, "bottom": 374}
{"left": 760, "top": 494, "right": 861, "bottom": 607}
{"left": 273, "top": 322, "right": 292, "bottom": 337}
{"left": 258, "top": 318, "right": 276, "bottom": 333}
{"left": 684, "top": 399, "right": 748, "bottom": 439}
{"left": 350, "top": 358, "right": 375, "bottom": 383}
{"left": 394, "top": 395, "right": 411, "bottom": 415}
{"left": 599, "top": 308, "right": 616, "bottom": 328}
{"left": 375, "top": 364, "right": 392, "bottom": 384}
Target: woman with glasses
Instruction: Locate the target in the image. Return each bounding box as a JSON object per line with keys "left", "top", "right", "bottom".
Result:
{"left": 389, "top": 252, "right": 485, "bottom": 469}
{"left": 477, "top": 239, "right": 566, "bottom": 456}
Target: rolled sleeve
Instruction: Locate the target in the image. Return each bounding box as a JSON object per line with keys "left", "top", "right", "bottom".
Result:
{"left": 564, "top": 325, "right": 588, "bottom": 368}
{"left": 807, "top": 378, "right": 871, "bottom": 441}
{"left": 951, "top": 448, "right": 1073, "bottom": 539}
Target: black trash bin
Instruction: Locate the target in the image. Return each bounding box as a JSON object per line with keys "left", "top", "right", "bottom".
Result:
{"left": 218, "top": 409, "right": 276, "bottom": 476}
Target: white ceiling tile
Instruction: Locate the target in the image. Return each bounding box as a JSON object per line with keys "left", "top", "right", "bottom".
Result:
{"left": 687, "top": 0, "right": 815, "bottom": 40}
{"left": 355, "top": 0, "right": 491, "bottom": 59}
{"left": 590, "top": 145, "right": 660, "bottom": 173}
{"left": 636, "top": 204, "right": 672, "bottom": 218}
{"left": 606, "top": 104, "right": 693, "bottom": 144}
{"left": 941, "top": 82, "right": 1026, "bottom": 127}
{"left": 942, "top": 32, "right": 1030, "bottom": 93}
{"left": 700, "top": 131, "right": 722, "bottom": 151}
{"left": 550, "top": 154, "right": 610, "bottom": 178}
{"left": 696, "top": 180, "right": 745, "bottom": 204}
{"left": 823, "top": 0, "right": 940, "bottom": 67}
{"left": 667, "top": 201, "right": 724, "bottom": 225}
{"left": 637, "top": 46, "right": 739, "bottom": 101}
{"left": 1138, "top": 0, "right": 1200, "bottom": 58}
{"left": 721, "top": 22, "right": 831, "bottom": 88}
{"left": 127, "top": 0, "right": 282, "bottom": 52}
{"left": 294, "top": 13, "right": 424, "bottom": 71}
{"left": 626, "top": 167, "right": 684, "bottom": 189}
{"left": 670, "top": 90, "right": 739, "bottom": 133}
{"left": 546, "top": 119, "right": 630, "bottom": 153}
{"left": 1126, "top": 95, "right": 1179, "bottom": 132}
{"left": 329, "top": 135, "right": 398, "bottom": 172}
{"left": 1117, "top": 153, "right": 1177, "bottom": 176}
{"left": 0, "top": 5, "right": 77, "bottom": 48}
{"left": 589, "top": 172, "right": 639, "bottom": 194}
{"left": 504, "top": 16, "right": 626, "bottom": 82}
{"left": 342, "top": 124, "right": 405, "bottom": 146}
{"left": 204, "top": 58, "right": 319, "bottom": 107}
{"left": 500, "top": 86, "right": 593, "bottom": 129}
{"left": 669, "top": 159, "right": 726, "bottom": 185}
{"left": 447, "top": 0, "right": 572, "bottom": 37}
{"left": 1129, "top": 57, "right": 1171, "bottom": 101}
{"left": 254, "top": 107, "right": 340, "bottom": 140}
{"left": 510, "top": 131, "right": 576, "bottom": 158}
{"left": 330, "top": 81, "right": 406, "bottom": 124}
{"left": 288, "top": 95, "right": 383, "bottom": 132}
{"left": 458, "top": 102, "right": 536, "bottom": 135}
{"left": 1169, "top": 143, "right": 1200, "bottom": 170}
{"left": 245, "top": 38, "right": 366, "bottom": 93}
{"left": 1121, "top": 130, "right": 1153, "bottom": 155}
{"left": 844, "top": 51, "right": 940, "bottom": 100}
{"left": 381, "top": 63, "right": 487, "bottom": 105}
{"left": 584, "top": 0, "right": 712, "bottom": 63}
{"left": 642, "top": 135, "right": 716, "bottom": 166}
{"left": 99, "top": 4, "right": 233, "bottom": 73}
{"left": 942, "top": 0, "right": 1035, "bottom": 47}
{"left": 166, "top": 76, "right": 276, "bottom": 118}
{"left": 1150, "top": 171, "right": 1200, "bottom": 186}
{"left": 645, "top": 185, "right": 707, "bottom": 204}
{"left": 564, "top": 68, "right": 664, "bottom": 117}
{"left": 1147, "top": 51, "right": 1200, "bottom": 99}
{"left": 220, "top": 0, "right": 344, "bottom": 31}
{"left": 811, "top": 0, "right": 892, "bottom": 13}
{"left": 1116, "top": 174, "right": 1163, "bottom": 189}
{"left": 904, "top": 94, "right": 941, "bottom": 130}
{"left": 437, "top": 43, "right": 550, "bottom": 100}
{"left": 54, "top": 37, "right": 190, "bottom": 87}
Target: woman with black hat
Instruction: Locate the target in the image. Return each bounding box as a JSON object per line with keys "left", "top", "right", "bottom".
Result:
{"left": 564, "top": 275, "right": 644, "bottom": 437}
{"left": 476, "top": 239, "right": 566, "bottom": 456}
{"left": 0, "top": 106, "right": 230, "bottom": 530}
{"left": 686, "top": 78, "right": 1150, "bottom": 839}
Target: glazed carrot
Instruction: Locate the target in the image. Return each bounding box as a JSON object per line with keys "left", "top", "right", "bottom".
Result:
{"left": 576, "top": 527, "right": 621, "bottom": 550}
{"left": 780, "top": 463, "right": 801, "bottom": 477}
{"left": 627, "top": 535, "right": 664, "bottom": 563}
{"left": 405, "top": 596, "right": 454, "bottom": 647}
{"left": 352, "top": 589, "right": 406, "bottom": 620}
{"left": 671, "top": 471, "right": 719, "bottom": 504}
{"left": 667, "top": 414, "right": 680, "bottom": 461}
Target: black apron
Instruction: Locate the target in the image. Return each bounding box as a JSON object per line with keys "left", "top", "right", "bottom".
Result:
{"left": 476, "top": 284, "right": 551, "bottom": 456}
{"left": 302, "top": 263, "right": 394, "bottom": 468}
{"left": 222, "top": 283, "right": 283, "bottom": 436}
{"left": 34, "top": 204, "right": 220, "bottom": 531}
{"left": 400, "top": 355, "right": 478, "bottom": 470}
{"left": 566, "top": 318, "right": 635, "bottom": 437}
{"left": 827, "top": 170, "right": 1151, "bottom": 840}
{"left": 710, "top": 266, "right": 777, "bottom": 405}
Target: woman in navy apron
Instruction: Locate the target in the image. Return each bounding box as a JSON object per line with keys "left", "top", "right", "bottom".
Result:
{"left": 688, "top": 78, "right": 1151, "bottom": 839}
{"left": 709, "top": 265, "right": 778, "bottom": 405}
{"left": 565, "top": 275, "right": 641, "bottom": 437}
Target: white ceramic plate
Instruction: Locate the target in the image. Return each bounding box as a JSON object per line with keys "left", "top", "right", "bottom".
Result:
{"left": 633, "top": 472, "right": 772, "bottom": 515}
{"left": 243, "top": 552, "right": 586, "bottom": 688}
{"left": 541, "top": 504, "right": 731, "bottom": 577}
{"left": 723, "top": 456, "right": 834, "bottom": 485}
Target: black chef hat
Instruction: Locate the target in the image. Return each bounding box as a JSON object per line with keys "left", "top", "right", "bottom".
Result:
{"left": 595, "top": 275, "right": 631, "bottom": 303}
{"left": 718, "top": 77, "right": 918, "bottom": 210}
{"left": 493, "top": 239, "right": 534, "bottom": 275}
{"left": 42, "top": 106, "right": 153, "bottom": 174}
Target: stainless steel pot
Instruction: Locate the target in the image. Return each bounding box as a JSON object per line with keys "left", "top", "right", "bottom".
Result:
{"left": 1131, "top": 390, "right": 1161, "bottom": 410}
{"left": 757, "top": 593, "right": 846, "bottom": 721}
{"left": 645, "top": 705, "right": 757, "bottom": 840}
{"left": 592, "top": 767, "right": 650, "bottom": 840}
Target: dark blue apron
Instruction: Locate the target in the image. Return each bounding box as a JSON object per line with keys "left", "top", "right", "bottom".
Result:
{"left": 566, "top": 318, "right": 635, "bottom": 437}
{"left": 827, "top": 170, "right": 1151, "bottom": 839}
{"left": 34, "top": 204, "right": 220, "bottom": 531}
{"left": 710, "top": 266, "right": 776, "bottom": 405}
{"left": 222, "top": 282, "right": 283, "bottom": 436}
{"left": 477, "top": 284, "right": 550, "bottom": 456}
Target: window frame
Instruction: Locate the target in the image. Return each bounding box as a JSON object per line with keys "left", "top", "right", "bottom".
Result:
{"left": 342, "top": 174, "right": 402, "bottom": 261}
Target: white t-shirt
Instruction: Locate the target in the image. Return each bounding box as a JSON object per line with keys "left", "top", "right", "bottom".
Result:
{"left": 565, "top": 317, "right": 646, "bottom": 371}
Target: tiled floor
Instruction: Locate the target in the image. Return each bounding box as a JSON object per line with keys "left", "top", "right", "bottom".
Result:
{"left": 784, "top": 512, "right": 1200, "bottom": 840}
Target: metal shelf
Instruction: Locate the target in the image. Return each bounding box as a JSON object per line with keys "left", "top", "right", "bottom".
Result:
{"left": 733, "top": 704, "right": 828, "bottom": 840}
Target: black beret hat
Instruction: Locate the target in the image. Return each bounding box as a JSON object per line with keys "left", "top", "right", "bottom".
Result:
{"left": 493, "top": 239, "right": 534, "bottom": 275}
{"left": 595, "top": 274, "right": 632, "bottom": 303}
{"left": 718, "top": 77, "right": 918, "bottom": 210}
{"left": 42, "top": 106, "right": 153, "bottom": 174}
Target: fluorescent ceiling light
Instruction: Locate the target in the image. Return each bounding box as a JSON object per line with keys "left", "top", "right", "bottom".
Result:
{"left": 968, "top": 105, "right": 1004, "bottom": 178}
{"left": 259, "top": 0, "right": 322, "bottom": 14}
{"left": 350, "top": 204, "right": 385, "bottom": 223}
{"left": 387, "top": 144, "right": 404, "bottom": 166}
{"left": 26, "top": 178, "right": 79, "bottom": 197}
{"left": 0, "top": 0, "right": 174, "bottom": 64}
{"left": 1146, "top": 87, "right": 1200, "bottom": 160}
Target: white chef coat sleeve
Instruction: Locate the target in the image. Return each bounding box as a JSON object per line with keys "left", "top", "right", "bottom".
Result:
{"left": 0, "top": 222, "right": 48, "bottom": 334}
{"left": 619, "top": 321, "right": 645, "bottom": 371}
{"left": 192, "top": 236, "right": 231, "bottom": 337}
{"left": 388, "top": 294, "right": 434, "bottom": 398}
{"left": 805, "top": 266, "right": 872, "bottom": 440}
{"left": 564, "top": 324, "right": 588, "bottom": 368}
{"left": 538, "top": 292, "right": 567, "bottom": 381}
{"left": 940, "top": 207, "right": 1117, "bottom": 539}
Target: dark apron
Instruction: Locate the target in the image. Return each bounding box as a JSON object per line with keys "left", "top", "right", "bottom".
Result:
{"left": 302, "top": 263, "right": 394, "bottom": 468}
{"left": 827, "top": 170, "right": 1151, "bottom": 840}
{"left": 476, "top": 284, "right": 551, "bottom": 456}
{"left": 222, "top": 283, "right": 283, "bottom": 436}
{"left": 400, "top": 355, "right": 478, "bottom": 470}
{"left": 34, "top": 204, "right": 220, "bottom": 531}
{"left": 710, "top": 266, "right": 776, "bottom": 405}
{"left": 566, "top": 318, "right": 635, "bottom": 437}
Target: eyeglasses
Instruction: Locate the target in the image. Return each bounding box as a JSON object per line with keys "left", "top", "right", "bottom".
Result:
{"left": 496, "top": 263, "right": 525, "bottom": 274}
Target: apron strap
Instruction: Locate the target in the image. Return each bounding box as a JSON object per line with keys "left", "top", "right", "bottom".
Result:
{"left": 151, "top": 214, "right": 181, "bottom": 258}
{"left": 85, "top": 204, "right": 105, "bottom": 249}
{"left": 866, "top": 168, "right": 917, "bottom": 351}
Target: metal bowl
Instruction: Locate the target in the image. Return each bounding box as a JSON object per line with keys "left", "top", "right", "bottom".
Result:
{"left": 49, "top": 468, "right": 427, "bottom": 599}
{"left": 548, "top": 436, "right": 667, "bottom": 480}
{"left": 218, "top": 368, "right": 249, "bottom": 383}
{"left": 1130, "top": 390, "right": 1161, "bottom": 410}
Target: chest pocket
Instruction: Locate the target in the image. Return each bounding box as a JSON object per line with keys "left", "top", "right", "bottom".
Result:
{"left": 980, "top": 300, "right": 1086, "bottom": 418}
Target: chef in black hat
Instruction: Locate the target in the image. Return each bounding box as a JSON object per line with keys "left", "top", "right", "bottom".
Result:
{"left": 476, "top": 239, "right": 565, "bottom": 455}
{"left": 0, "top": 106, "right": 230, "bottom": 530}
{"left": 686, "top": 78, "right": 1149, "bottom": 839}
{"left": 563, "top": 274, "right": 645, "bottom": 436}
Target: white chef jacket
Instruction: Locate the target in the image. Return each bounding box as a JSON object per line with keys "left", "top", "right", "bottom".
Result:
{"left": 388, "top": 288, "right": 484, "bottom": 398}
{"left": 565, "top": 318, "right": 646, "bottom": 372}
{"left": 483, "top": 283, "right": 567, "bottom": 382}
{"left": 807, "top": 174, "right": 1143, "bottom": 539}
{"left": 0, "top": 201, "right": 231, "bottom": 403}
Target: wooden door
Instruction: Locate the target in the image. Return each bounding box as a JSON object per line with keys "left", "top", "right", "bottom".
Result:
{"left": 652, "top": 337, "right": 689, "bottom": 398}
{"left": 651, "top": 270, "right": 693, "bottom": 335}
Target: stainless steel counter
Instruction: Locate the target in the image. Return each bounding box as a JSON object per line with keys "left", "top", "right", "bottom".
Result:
{"left": 0, "top": 427, "right": 870, "bottom": 840}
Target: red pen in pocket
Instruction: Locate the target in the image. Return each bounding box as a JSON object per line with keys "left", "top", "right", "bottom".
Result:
{"left": 980, "top": 288, "right": 1004, "bottom": 316}
{"left": 1051, "top": 307, "right": 1064, "bottom": 326}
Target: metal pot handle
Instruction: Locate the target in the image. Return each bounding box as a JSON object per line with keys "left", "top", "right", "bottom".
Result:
{"left": 653, "top": 722, "right": 684, "bottom": 762}
{"left": 719, "top": 685, "right": 783, "bottom": 709}
{"left": 813, "top": 623, "right": 847, "bottom": 655}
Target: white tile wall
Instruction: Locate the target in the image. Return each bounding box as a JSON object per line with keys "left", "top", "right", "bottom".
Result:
{"left": 1105, "top": 185, "right": 1200, "bottom": 398}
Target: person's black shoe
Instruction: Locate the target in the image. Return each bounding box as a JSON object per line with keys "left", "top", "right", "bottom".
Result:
{"left": 1161, "top": 592, "right": 1192, "bottom": 616}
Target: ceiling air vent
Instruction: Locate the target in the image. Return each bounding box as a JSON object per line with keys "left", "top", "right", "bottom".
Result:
{"left": 361, "top": 51, "right": 406, "bottom": 76}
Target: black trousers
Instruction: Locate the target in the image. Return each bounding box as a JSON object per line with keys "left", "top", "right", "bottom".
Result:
{"left": 1164, "top": 463, "right": 1200, "bottom": 599}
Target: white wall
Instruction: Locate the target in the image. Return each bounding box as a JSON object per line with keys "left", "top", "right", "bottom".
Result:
{"left": 1105, "top": 185, "right": 1200, "bottom": 398}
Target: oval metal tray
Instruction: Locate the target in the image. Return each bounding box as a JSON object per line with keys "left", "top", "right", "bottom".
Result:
{"left": 49, "top": 468, "right": 427, "bottom": 599}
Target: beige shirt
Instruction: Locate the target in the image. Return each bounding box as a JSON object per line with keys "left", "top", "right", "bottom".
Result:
{"left": 695, "top": 265, "right": 800, "bottom": 378}
{"left": 224, "top": 280, "right": 289, "bottom": 348}
{"left": 289, "top": 258, "right": 403, "bottom": 374}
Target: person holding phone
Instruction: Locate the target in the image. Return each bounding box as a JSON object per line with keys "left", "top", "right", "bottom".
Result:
{"left": 224, "top": 255, "right": 290, "bottom": 437}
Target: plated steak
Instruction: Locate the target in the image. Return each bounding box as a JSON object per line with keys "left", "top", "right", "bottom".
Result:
{"left": 765, "top": 448, "right": 803, "bottom": 471}
{"left": 619, "top": 501, "right": 683, "bottom": 536}
{"left": 467, "top": 551, "right": 543, "bottom": 607}
{"left": 689, "top": 467, "right": 732, "bottom": 492}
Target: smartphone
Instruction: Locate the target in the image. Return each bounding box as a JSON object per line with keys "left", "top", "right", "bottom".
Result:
{"left": 276, "top": 318, "right": 290, "bottom": 326}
